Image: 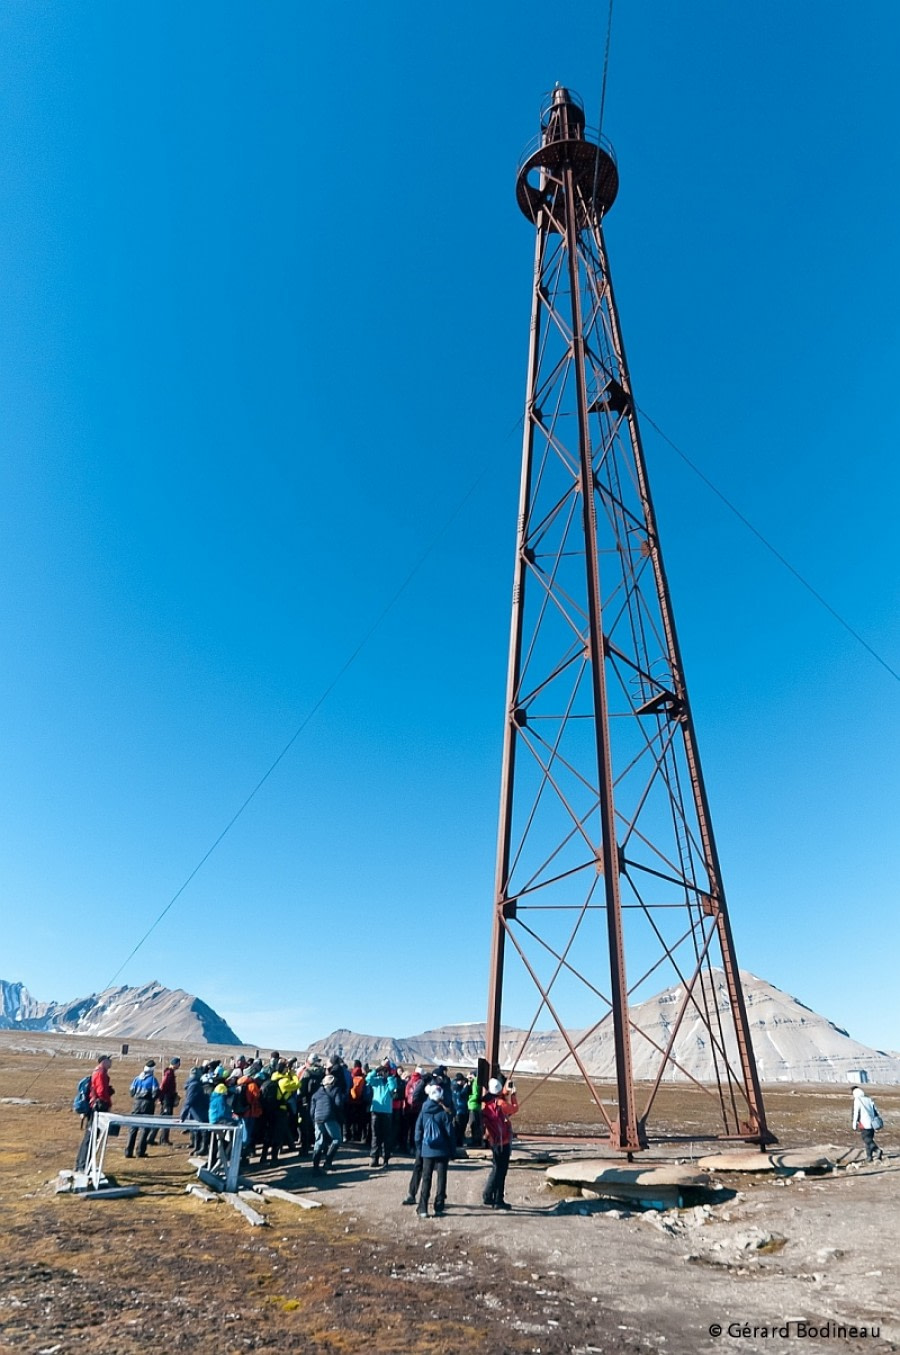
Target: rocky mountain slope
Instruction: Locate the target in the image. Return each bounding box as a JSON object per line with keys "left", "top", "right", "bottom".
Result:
{"left": 0, "top": 979, "right": 241, "bottom": 1045}
{"left": 308, "top": 971, "right": 900, "bottom": 1084}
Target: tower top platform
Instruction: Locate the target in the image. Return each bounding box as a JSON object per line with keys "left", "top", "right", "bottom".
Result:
{"left": 516, "top": 85, "right": 619, "bottom": 226}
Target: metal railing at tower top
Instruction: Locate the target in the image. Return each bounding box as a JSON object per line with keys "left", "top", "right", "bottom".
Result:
{"left": 516, "top": 126, "right": 618, "bottom": 179}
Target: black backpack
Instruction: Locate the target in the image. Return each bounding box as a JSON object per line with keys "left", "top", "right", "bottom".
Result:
{"left": 260, "top": 1078, "right": 280, "bottom": 1107}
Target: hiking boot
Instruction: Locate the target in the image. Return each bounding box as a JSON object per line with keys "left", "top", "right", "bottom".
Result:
{"left": 495, "top": 1200, "right": 512, "bottom": 1210}
{"left": 433, "top": 1205, "right": 445, "bottom": 1215}
{"left": 416, "top": 1209, "right": 428, "bottom": 1218}
{"left": 402, "top": 1195, "right": 416, "bottom": 1206}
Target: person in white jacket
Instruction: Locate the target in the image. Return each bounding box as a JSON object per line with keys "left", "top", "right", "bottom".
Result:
{"left": 851, "top": 1085, "right": 884, "bottom": 1163}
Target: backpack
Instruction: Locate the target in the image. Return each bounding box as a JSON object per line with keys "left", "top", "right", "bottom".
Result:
{"left": 260, "top": 1078, "right": 280, "bottom": 1107}
{"left": 406, "top": 1076, "right": 426, "bottom": 1111}
{"left": 421, "top": 1109, "right": 446, "bottom": 1151}
{"left": 73, "top": 1075, "right": 92, "bottom": 1116}
{"left": 349, "top": 1073, "right": 367, "bottom": 1102}
{"left": 231, "top": 1083, "right": 249, "bottom": 1116}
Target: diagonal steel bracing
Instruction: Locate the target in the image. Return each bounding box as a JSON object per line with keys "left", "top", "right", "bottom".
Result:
{"left": 486, "top": 87, "right": 772, "bottom": 1151}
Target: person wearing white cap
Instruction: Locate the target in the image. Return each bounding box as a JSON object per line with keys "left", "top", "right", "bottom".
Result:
{"left": 481, "top": 1075, "right": 519, "bottom": 1209}
{"left": 851, "top": 1085, "right": 884, "bottom": 1163}
{"left": 124, "top": 1061, "right": 160, "bottom": 1159}
{"left": 413, "top": 1083, "right": 456, "bottom": 1217}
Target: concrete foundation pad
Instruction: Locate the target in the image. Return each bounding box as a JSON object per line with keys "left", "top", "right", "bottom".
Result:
{"left": 697, "top": 1146, "right": 838, "bottom": 1174}
{"left": 545, "top": 1160, "right": 711, "bottom": 1208}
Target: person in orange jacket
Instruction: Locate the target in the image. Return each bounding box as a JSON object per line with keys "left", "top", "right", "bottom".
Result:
{"left": 481, "top": 1076, "right": 518, "bottom": 1210}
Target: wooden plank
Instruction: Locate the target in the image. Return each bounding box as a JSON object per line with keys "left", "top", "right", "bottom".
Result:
{"left": 224, "top": 1192, "right": 267, "bottom": 1226}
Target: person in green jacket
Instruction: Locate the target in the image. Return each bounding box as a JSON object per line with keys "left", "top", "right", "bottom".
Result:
{"left": 467, "top": 1068, "right": 484, "bottom": 1147}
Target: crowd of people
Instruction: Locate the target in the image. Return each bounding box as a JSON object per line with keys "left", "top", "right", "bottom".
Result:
{"left": 74, "top": 1050, "right": 520, "bottom": 1216}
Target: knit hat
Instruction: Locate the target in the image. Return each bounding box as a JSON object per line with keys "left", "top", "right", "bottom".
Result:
{"left": 426, "top": 1085, "right": 443, "bottom": 1101}
{"left": 323, "top": 1074, "right": 335, "bottom": 1087}
{"left": 488, "top": 1078, "right": 503, "bottom": 1095}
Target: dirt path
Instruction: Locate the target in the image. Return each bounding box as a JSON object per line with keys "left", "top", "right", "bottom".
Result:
{"left": 2, "top": 1050, "right": 899, "bottom": 1354}
{"left": 270, "top": 1141, "right": 900, "bottom": 1355}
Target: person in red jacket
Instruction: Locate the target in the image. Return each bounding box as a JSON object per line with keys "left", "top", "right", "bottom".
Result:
{"left": 153, "top": 1057, "right": 181, "bottom": 1145}
{"left": 481, "top": 1076, "right": 518, "bottom": 1210}
{"left": 74, "top": 1055, "right": 115, "bottom": 1172}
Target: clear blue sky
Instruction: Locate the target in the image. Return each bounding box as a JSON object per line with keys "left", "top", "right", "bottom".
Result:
{"left": 2, "top": 3, "right": 898, "bottom": 1054}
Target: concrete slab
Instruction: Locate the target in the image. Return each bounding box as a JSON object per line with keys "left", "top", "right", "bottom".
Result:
{"left": 545, "top": 1160, "right": 711, "bottom": 1208}
{"left": 82, "top": 1186, "right": 141, "bottom": 1200}
{"left": 697, "top": 1146, "right": 838, "bottom": 1174}
{"left": 253, "top": 1184, "right": 324, "bottom": 1210}
{"left": 225, "top": 1192, "right": 267, "bottom": 1226}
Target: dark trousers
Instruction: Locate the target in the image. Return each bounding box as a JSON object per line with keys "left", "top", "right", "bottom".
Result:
{"left": 407, "top": 1153, "right": 424, "bottom": 1199}
{"left": 468, "top": 1108, "right": 484, "bottom": 1146}
{"left": 418, "top": 1155, "right": 449, "bottom": 1213}
{"left": 370, "top": 1111, "right": 392, "bottom": 1164}
{"left": 299, "top": 1104, "right": 314, "bottom": 1153}
{"left": 184, "top": 1110, "right": 208, "bottom": 1155}
{"left": 861, "top": 1128, "right": 881, "bottom": 1161}
{"left": 454, "top": 1110, "right": 469, "bottom": 1146}
{"left": 125, "top": 1104, "right": 155, "bottom": 1157}
{"left": 74, "top": 1114, "right": 94, "bottom": 1172}
{"left": 347, "top": 1100, "right": 368, "bottom": 1141}
{"left": 484, "top": 1141, "right": 511, "bottom": 1204}
{"left": 149, "top": 1099, "right": 176, "bottom": 1145}
{"left": 260, "top": 1110, "right": 286, "bottom": 1163}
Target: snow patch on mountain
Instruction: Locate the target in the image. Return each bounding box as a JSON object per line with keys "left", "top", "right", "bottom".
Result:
{"left": 0, "top": 979, "right": 241, "bottom": 1045}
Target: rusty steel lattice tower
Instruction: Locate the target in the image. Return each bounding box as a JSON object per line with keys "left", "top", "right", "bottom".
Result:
{"left": 486, "top": 87, "right": 771, "bottom": 1151}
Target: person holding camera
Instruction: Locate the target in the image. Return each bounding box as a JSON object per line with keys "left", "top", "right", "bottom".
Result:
{"left": 481, "top": 1076, "right": 519, "bottom": 1210}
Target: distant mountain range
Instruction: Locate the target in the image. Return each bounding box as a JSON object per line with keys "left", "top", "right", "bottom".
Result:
{"left": 308, "top": 971, "right": 900, "bottom": 1085}
{"left": 0, "top": 979, "right": 241, "bottom": 1045}
{"left": 4, "top": 972, "right": 898, "bottom": 1083}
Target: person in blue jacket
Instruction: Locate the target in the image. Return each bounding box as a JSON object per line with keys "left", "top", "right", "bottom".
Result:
{"left": 208, "top": 1077, "right": 237, "bottom": 1172}
{"left": 124, "top": 1061, "right": 160, "bottom": 1159}
{"left": 414, "top": 1084, "right": 456, "bottom": 1217}
{"left": 181, "top": 1064, "right": 210, "bottom": 1156}
{"left": 451, "top": 1073, "right": 470, "bottom": 1146}
{"left": 366, "top": 1060, "right": 400, "bottom": 1168}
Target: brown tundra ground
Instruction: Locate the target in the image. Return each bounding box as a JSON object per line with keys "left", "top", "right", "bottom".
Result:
{"left": 1, "top": 1035, "right": 898, "bottom": 1355}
